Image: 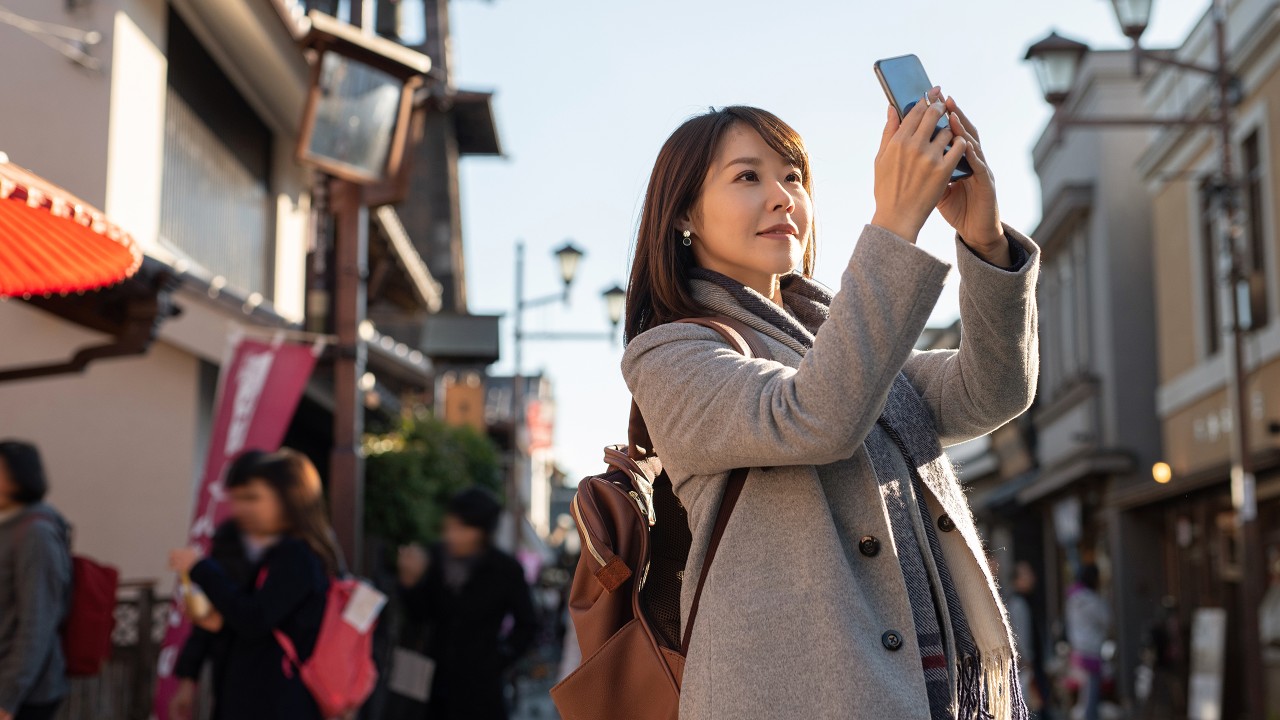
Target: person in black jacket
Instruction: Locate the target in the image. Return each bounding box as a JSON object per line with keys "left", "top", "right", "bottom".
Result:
{"left": 397, "top": 487, "right": 538, "bottom": 720}
{"left": 169, "top": 449, "right": 341, "bottom": 720}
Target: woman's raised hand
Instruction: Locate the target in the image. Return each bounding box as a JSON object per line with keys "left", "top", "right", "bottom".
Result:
{"left": 871, "top": 87, "right": 968, "bottom": 244}
{"left": 935, "top": 97, "right": 1007, "bottom": 265}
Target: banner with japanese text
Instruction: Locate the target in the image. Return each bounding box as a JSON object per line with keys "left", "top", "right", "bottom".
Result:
{"left": 152, "top": 334, "right": 319, "bottom": 720}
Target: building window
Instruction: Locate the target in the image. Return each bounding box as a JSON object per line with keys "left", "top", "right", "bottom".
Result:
{"left": 159, "top": 8, "right": 275, "bottom": 297}
{"left": 1059, "top": 256, "right": 1077, "bottom": 379}
{"left": 1039, "top": 271, "right": 1060, "bottom": 397}
{"left": 1038, "top": 223, "right": 1092, "bottom": 401}
{"left": 1242, "top": 131, "right": 1270, "bottom": 329}
{"left": 1199, "top": 178, "right": 1222, "bottom": 356}
{"left": 1072, "top": 231, "right": 1091, "bottom": 374}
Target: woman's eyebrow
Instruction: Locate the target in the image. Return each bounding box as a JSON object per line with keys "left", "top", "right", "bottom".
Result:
{"left": 721, "top": 156, "right": 761, "bottom": 171}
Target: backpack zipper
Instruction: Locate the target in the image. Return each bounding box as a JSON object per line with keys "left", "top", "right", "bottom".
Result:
{"left": 628, "top": 490, "right": 654, "bottom": 526}
{"left": 570, "top": 494, "right": 607, "bottom": 567}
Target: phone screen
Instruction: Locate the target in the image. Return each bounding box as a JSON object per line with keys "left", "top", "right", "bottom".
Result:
{"left": 875, "top": 54, "right": 936, "bottom": 120}
{"left": 874, "top": 54, "right": 973, "bottom": 181}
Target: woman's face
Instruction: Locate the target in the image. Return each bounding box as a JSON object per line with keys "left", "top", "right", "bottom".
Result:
{"left": 687, "top": 124, "right": 812, "bottom": 291}
{"left": 442, "top": 514, "right": 486, "bottom": 559}
{"left": 229, "top": 478, "right": 286, "bottom": 537}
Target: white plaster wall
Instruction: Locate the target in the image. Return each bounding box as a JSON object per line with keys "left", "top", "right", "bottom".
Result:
{"left": 0, "top": 301, "right": 198, "bottom": 588}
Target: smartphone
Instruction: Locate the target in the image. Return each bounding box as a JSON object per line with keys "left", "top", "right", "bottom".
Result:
{"left": 873, "top": 54, "right": 974, "bottom": 182}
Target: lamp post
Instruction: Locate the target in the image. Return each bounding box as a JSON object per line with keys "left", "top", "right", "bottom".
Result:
{"left": 1025, "top": 3, "right": 1264, "bottom": 716}
{"left": 295, "top": 10, "right": 430, "bottom": 572}
{"left": 508, "top": 240, "right": 625, "bottom": 549}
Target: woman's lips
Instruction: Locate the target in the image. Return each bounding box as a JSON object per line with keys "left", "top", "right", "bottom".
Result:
{"left": 757, "top": 231, "right": 796, "bottom": 241}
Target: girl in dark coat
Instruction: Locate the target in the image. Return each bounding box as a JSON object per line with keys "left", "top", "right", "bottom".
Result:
{"left": 169, "top": 449, "right": 342, "bottom": 720}
{"left": 397, "top": 488, "right": 538, "bottom": 720}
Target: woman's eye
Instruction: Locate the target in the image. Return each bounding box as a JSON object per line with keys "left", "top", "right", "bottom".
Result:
{"left": 738, "top": 171, "right": 759, "bottom": 182}
{"left": 787, "top": 172, "right": 802, "bottom": 183}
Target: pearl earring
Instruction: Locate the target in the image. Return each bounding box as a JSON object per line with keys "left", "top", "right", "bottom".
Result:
{"left": 682, "top": 229, "right": 692, "bottom": 247}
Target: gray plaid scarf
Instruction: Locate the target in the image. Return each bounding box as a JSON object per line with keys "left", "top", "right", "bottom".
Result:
{"left": 689, "top": 266, "right": 1028, "bottom": 720}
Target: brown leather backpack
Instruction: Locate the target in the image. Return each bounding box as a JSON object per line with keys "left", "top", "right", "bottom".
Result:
{"left": 549, "top": 316, "right": 772, "bottom": 720}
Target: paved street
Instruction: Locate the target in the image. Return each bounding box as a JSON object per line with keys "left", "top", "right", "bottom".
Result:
{"left": 511, "top": 675, "right": 559, "bottom": 720}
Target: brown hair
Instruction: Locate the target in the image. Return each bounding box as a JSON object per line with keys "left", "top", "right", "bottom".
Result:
{"left": 227, "top": 448, "right": 344, "bottom": 577}
{"left": 624, "top": 106, "right": 816, "bottom": 343}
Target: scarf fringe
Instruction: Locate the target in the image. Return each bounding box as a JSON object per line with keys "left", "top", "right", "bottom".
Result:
{"left": 956, "top": 650, "right": 1028, "bottom": 720}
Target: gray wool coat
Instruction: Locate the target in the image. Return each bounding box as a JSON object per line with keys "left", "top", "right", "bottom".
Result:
{"left": 621, "top": 223, "right": 1040, "bottom": 719}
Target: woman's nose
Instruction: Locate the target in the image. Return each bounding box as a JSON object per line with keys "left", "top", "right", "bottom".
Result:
{"left": 771, "top": 183, "right": 796, "bottom": 212}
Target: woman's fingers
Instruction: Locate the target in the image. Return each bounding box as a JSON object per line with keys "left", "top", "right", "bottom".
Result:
{"left": 878, "top": 104, "right": 899, "bottom": 158}
{"left": 947, "top": 111, "right": 992, "bottom": 178}
{"left": 943, "top": 136, "right": 970, "bottom": 173}
{"left": 930, "top": 123, "right": 956, "bottom": 150}
{"left": 945, "top": 96, "right": 981, "bottom": 143}
{"left": 896, "top": 91, "right": 933, "bottom": 138}
{"left": 911, "top": 96, "right": 952, "bottom": 144}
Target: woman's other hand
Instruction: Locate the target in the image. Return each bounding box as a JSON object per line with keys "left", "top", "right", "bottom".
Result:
{"left": 168, "top": 547, "right": 202, "bottom": 575}
{"left": 935, "top": 97, "right": 1008, "bottom": 266}
{"left": 871, "top": 87, "right": 969, "bottom": 244}
{"left": 193, "top": 610, "right": 224, "bottom": 633}
{"left": 169, "top": 679, "right": 197, "bottom": 720}
{"left": 397, "top": 543, "right": 429, "bottom": 587}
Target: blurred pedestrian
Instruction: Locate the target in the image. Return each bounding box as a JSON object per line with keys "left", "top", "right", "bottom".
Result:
{"left": 168, "top": 450, "right": 266, "bottom": 720}
{"left": 169, "top": 449, "right": 341, "bottom": 720}
{"left": 1006, "top": 561, "right": 1048, "bottom": 716}
{"left": 397, "top": 487, "right": 537, "bottom": 720}
{"left": 1065, "top": 564, "right": 1109, "bottom": 720}
{"left": 0, "top": 441, "right": 72, "bottom": 720}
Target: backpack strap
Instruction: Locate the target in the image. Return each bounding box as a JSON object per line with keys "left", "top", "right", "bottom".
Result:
{"left": 623, "top": 314, "right": 774, "bottom": 656}
{"left": 680, "top": 463, "right": 747, "bottom": 655}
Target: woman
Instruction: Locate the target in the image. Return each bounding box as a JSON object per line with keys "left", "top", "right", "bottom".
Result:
{"left": 1065, "top": 564, "right": 1110, "bottom": 720}
{"left": 169, "top": 449, "right": 340, "bottom": 720}
{"left": 621, "top": 93, "right": 1038, "bottom": 719}
{"left": 396, "top": 487, "right": 537, "bottom": 720}
{"left": 0, "top": 441, "right": 71, "bottom": 720}
{"left": 169, "top": 450, "right": 265, "bottom": 720}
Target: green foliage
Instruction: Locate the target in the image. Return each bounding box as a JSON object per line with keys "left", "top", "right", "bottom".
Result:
{"left": 363, "top": 411, "right": 504, "bottom": 549}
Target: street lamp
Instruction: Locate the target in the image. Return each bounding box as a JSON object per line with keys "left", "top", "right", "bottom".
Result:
{"left": 1024, "top": 31, "right": 1090, "bottom": 106}
{"left": 1023, "top": 3, "right": 1264, "bottom": 716}
{"left": 507, "top": 241, "right": 625, "bottom": 550}
{"left": 296, "top": 10, "right": 429, "bottom": 184}
{"left": 555, "top": 241, "right": 585, "bottom": 292}
{"left": 1110, "top": 0, "right": 1154, "bottom": 40}
{"left": 294, "top": 10, "right": 432, "bottom": 573}
{"left": 603, "top": 284, "right": 627, "bottom": 327}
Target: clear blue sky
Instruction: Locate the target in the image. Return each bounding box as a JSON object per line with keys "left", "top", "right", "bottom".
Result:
{"left": 448, "top": 0, "right": 1205, "bottom": 485}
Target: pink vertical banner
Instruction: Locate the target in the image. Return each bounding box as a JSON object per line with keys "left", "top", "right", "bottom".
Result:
{"left": 152, "top": 334, "right": 320, "bottom": 719}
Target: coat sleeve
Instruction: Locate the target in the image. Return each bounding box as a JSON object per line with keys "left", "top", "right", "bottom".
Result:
{"left": 900, "top": 224, "right": 1040, "bottom": 448}
{"left": 622, "top": 224, "right": 952, "bottom": 475}
{"left": 173, "top": 625, "right": 214, "bottom": 681}
{"left": 497, "top": 559, "right": 538, "bottom": 670}
{"left": 398, "top": 575, "right": 436, "bottom": 625}
{"left": 0, "top": 519, "right": 70, "bottom": 714}
{"left": 190, "top": 540, "right": 317, "bottom": 641}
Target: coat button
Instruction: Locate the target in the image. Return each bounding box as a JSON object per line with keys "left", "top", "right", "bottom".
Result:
{"left": 937, "top": 514, "right": 955, "bottom": 532}
{"left": 858, "top": 535, "right": 881, "bottom": 557}
{"left": 881, "top": 630, "right": 903, "bottom": 651}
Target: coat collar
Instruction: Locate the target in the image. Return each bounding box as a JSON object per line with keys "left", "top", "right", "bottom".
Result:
{"left": 688, "top": 270, "right": 834, "bottom": 359}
